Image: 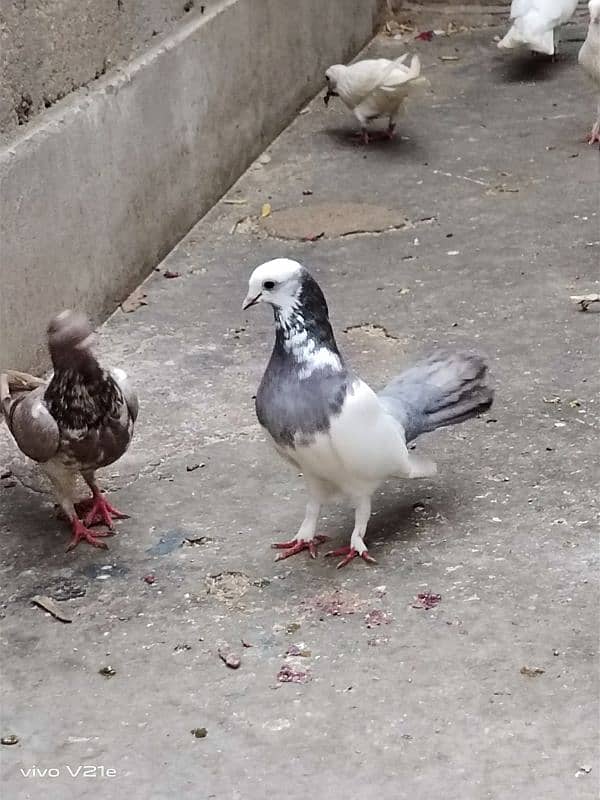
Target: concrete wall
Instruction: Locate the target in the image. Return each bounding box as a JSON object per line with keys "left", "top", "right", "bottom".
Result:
{"left": 0, "top": 0, "right": 221, "bottom": 142}
{"left": 0, "top": 0, "right": 383, "bottom": 371}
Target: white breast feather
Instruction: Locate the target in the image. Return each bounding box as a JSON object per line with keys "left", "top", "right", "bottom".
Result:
{"left": 289, "top": 379, "right": 412, "bottom": 496}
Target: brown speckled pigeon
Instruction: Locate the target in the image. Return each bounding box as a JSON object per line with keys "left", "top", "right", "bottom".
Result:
{"left": 1, "top": 311, "right": 138, "bottom": 551}
{"left": 243, "top": 259, "right": 494, "bottom": 568}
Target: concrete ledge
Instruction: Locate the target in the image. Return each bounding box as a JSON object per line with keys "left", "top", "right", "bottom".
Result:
{"left": 0, "top": 0, "right": 383, "bottom": 371}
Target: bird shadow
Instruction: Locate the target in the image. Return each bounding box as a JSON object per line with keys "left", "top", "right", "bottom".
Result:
{"left": 322, "top": 483, "right": 461, "bottom": 558}
{"left": 494, "top": 52, "right": 568, "bottom": 84}
{"left": 321, "top": 126, "right": 425, "bottom": 158}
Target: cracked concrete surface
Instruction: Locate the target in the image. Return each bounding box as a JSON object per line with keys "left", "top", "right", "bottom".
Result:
{"left": 1, "top": 22, "right": 599, "bottom": 800}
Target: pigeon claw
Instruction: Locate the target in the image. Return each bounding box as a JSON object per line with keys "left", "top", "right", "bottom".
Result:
{"left": 272, "top": 534, "right": 329, "bottom": 561}
{"left": 325, "top": 545, "right": 377, "bottom": 569}
{"left": 66, "top": 518, "right": 114, "bottom": 552}
{"left": 76, "top": 493, "right": 129, "bottom": 529}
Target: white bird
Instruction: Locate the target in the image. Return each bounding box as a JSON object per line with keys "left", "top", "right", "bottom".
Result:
{"left": 324, "top": 54, "right": 428, "bottom": 144}
{"left": 579, "top": 0, "right": 600, "bottom": 144}
{"left": 497, "top": 0, "right": 579, "bottom": 56}
{"left": 243, "top": 259, "right": 494, "bottom": 568}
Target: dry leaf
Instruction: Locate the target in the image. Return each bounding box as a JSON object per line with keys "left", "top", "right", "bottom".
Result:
{"left": 261, "top": 203, "right": 272, "bottom": 218}
{"left": 121, "top": 287, "right": 148, "bottom": 313}
{"left": 218, "top": 648, "right": 241, "bottom": 669}
{"left": 31, "top": 595, "right": 73, "bottom": 623}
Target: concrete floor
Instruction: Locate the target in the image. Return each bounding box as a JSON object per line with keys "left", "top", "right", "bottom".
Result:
{"left": 1, "top": 22, "right": 599, "bottom": 800}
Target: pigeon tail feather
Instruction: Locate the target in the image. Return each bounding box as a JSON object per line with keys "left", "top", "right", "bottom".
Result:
{"left": 498, "top": 14, "right": 555, "bottom": 54}
{"left": 378, "top": 350, "right": 494, "bottom": 443}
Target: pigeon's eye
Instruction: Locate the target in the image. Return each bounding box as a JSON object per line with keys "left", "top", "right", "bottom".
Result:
{"left": 263, "top": 280, "right": 276, "bottom": 290}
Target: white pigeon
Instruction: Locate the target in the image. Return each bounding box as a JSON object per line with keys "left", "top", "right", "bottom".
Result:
{"left": 497, "top": 0, "right": 579, "bottom": 56}
{"left": 324, "top": 54, "right": 428, "bottom": 144}
{"left": 243, "top": 259, "right": 494, "bottom": 568}
{"left": 579, "top": 0, "right": 600, "bottom": 143}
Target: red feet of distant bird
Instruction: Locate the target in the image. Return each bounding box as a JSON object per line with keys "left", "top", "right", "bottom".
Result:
{"left": 75, "top": 492, "right": 129, "bottom": 528}
{"left": 586, "top": 126, "right": 600, "bottom": 145}
{"left": 325, "top": 545, "right": 377, "bottom": 569}
{"left": 66, "top": 516, "right": 114, "bottom": 551}
{"left": 272, "top": 534, "right": 329, "bottom": 561}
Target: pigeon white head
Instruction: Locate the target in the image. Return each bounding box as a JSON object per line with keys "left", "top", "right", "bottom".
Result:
{"left": 324, "top": 66, "right": 345, "bottom": 105}
{"left": 242, "top": 258, "right": 305, "bottom": 315}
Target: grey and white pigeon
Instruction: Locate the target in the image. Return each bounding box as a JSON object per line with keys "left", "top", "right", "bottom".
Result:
{"left": 579, "top": 0, "right": 600, "bottom": 144}
{"left": 243, "top": 259, "right": 494, "bottom": 568}
{"left": 0, "top": 310, "right": 138, "bottom": 551}
{"left": 324, "top": 54, "right": 428, "bottom": 144}
{"left": 497, "top": 0, "right": 579, "bottom": 56}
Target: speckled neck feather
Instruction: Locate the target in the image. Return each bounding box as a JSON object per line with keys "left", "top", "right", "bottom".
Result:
{"left": 45, "top": 357, "right": 121, "bottom": 431}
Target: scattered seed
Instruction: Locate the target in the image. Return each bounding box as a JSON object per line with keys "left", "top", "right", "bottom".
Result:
{"left": 364, "top": 609, "right": 393, "bottom": 628}
{"left": 520, "top": 665, "right": 545, "bottom": 677}
{"left": 277, "top": 664, "right": 310, "bottom": 684}
{"left": 99, "top": 666, "right": 116, "bottom": 677}
{"left": 412, "top": 592, "right": 442, "bottom": 610}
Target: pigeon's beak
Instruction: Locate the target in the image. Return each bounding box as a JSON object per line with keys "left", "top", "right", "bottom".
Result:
{"left": 242, "top": 292, "right": 262, "bottom": 311}
{"left": 323, "top": 89, "right": 337, "bottom": 106}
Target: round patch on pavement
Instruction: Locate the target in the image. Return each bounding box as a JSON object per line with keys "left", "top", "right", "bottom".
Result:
{"left": 260, "top": 202, "right": 409, "bottom": 240}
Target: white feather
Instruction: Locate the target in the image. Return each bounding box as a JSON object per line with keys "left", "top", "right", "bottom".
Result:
{"left": 579, "top": 0, "right": 600, "bottom": 141}
{"left": 285, "top": 379, "right": 430, "bottom": 499}
{"left": 498, "top": 0, "right": 579, "bottom": 54}
{"left": 326, "top": 54, "right": 425, "bottom": 130}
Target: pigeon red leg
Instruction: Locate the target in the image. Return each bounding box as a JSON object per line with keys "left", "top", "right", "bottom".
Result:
{"left": 77, "top": 489, "right": 129, "bottom": 529}
{"left": 66, "top": 516, "right": 114, "bottom": 551}
{"left": 325, "top": 545, "right": 376, "bottom": 569}
{"left": 272, "top": 534, "right": 329, "bottom": 561}
{"left": 324, "top": 499, "right": 375, "bottom": 568}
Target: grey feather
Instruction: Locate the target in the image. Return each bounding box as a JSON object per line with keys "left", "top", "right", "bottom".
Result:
{"left": 1, "top": 379, "right": 60, "bottom": 463}
{"left": 257, "top": 359, "right": 349, "bottom": 448}
{"left": 378, "top": 350, "right": 494, "bottom": 443}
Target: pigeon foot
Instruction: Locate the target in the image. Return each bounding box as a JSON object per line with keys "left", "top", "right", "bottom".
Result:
{"left": 325, "top": 545, "right": 377, "bottom": 569}
{"left": 586, "top": 126, "right": 600, "bottom": 145}
{"left": 66, "top": 517, "right": 114, "bottom": 552}
{"left": 272, "top": 534, "right": 329, "bottom": 561}
{"left": 76, "top": 493, "right": 129, "bottom": 528}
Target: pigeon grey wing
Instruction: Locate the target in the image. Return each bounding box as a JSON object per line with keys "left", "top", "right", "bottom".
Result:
{"left": 378, "top": 350, "right": 494, "bottom": 443}
{"left": 110, "top": 368, "right": 139, "bottom": 423}
{"left": 256, "top": 361, "right": 349, "bottom": 448}
{"left": 3, "top": 385, "right": 60, "bottom": 462}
